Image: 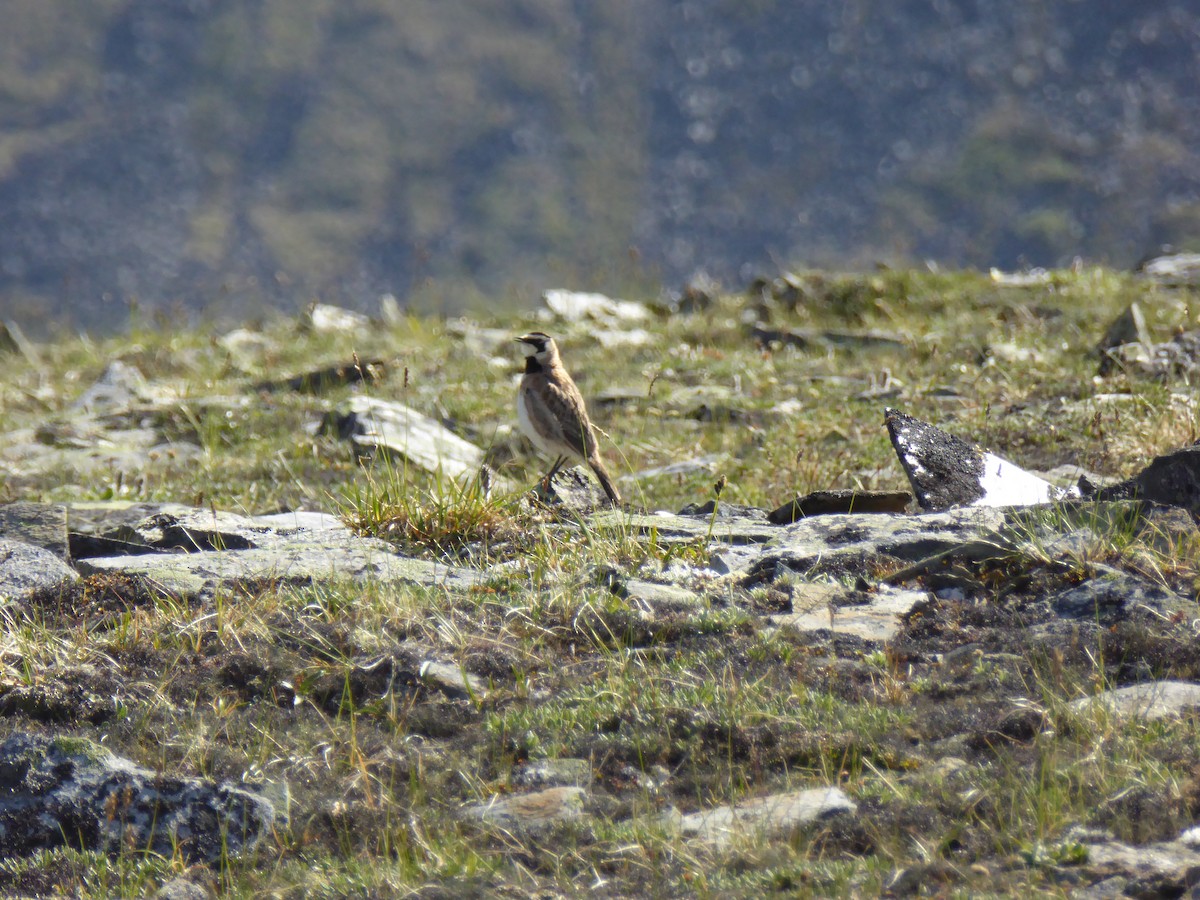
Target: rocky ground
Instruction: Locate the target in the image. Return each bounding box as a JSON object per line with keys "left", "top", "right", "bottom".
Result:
{"left": 0, "top": 267, "right": 1199, "bottom": 897}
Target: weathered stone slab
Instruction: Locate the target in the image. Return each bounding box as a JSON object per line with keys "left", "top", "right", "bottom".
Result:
{"left": 591, "top": 510, "right": 777, "bottom": 547}
{"left": 0, "top": 732, "right": 275, "bottom": 863}
{"left": 542, "top": 289, "right": 649, "bottom": 323}
{"left": 1071, "top": 681, "right": 1200, "bottom": 721}
{"left": 0, "top": 502, "right": 69, "bottom": 560}
{"left": 1052, "top": 571, "right": 1188, "bottom": 625}
{"left": 1139, "top": 251, "right": 1200, "bottom": 285}
{"left": 0, "top": 539, "right": 79, "bottom": 600}
{"left": 1077, "top": 836, "right": 1200, "bottom": 893}
{"left": 772, "top": 583, "right": 928, "bottom": 642}
{"left": 72, "top": 360, "right": 150, "bottom": 412}
{"left": 324, "top": 396, "right": 489, "bottom": 482}
{"left": 745, "top": 507, "right": 1007, "bottom": 580}
{"left": 678, "top": 787, "right": 856, "bottom": 848}
{"left": 77, "top": 539, "right": 480, "bottom": 600}
{"left": 418, "top": 659, "right": 488, "bottom": 700}
{"left": 886, "top": 408, "right": 1072, "bottom": 510}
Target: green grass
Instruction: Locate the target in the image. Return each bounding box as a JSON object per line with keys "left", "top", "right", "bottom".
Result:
{"left": 1, "top": 266, "right": 1199, "bottom": 896}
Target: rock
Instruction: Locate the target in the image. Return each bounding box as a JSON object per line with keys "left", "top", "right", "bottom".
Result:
{"left": 0, "top": 539, "right": 79, "bottom": 600}
{"left": 255, "top": 358, "right": 387, "bottom": 393}
{"left": 1138, "top": 252, "right": 1200, "bottom": 285}
{"left": 305, "top": 302, "right": 371, "bottom": 334}
{"left": 72, "top": 360, "right": 150, "bottom": 412}
{"left": 511, "top": 759, "right": 593, "bottom": 789}
{"left": 768, "top": 489, "right": 912, "bottom": 523}
{"left": 772, "top": 583, "right": 929, "bottom": 642}
{"left": 541, "top": 289, "right": 649, "bottom": 324}
{"left": 1052, "top": 571, "right": 1188, "bottom": 625}
{"left": 0, "top": 502, "right": 70, "bottom": 560}
{"left": 524, "top": 466, "right": 612, "bottom": 511}
{"left": 1097, "top": 303, "right": 1151, "bottom": 375}
{"left": 1071, "top": 681, "right": 1200, "bottom": 721}
{"left": 676, "top": 499, "right": 769, "bottom": 520}
{"left": 156, "top": 876, "right": 215, "bottom": 900}
{"left": 1075, "top": 835, "right": 1200, "bottom": 896}
{"left": 744, "top": 506, "right": 1007, "bottom": 581}
{"left": 988, "top": 267, "right": 1054, "bottom": 287}
{"left": 593, "top": 510, "right": 777, "bottom": 549}
{"left": 217, "top": 327, "right": 276, "bottom": 372}
{"left": 77, "top": 531, "right": 480, "bottom": 602}
{"left": 678, "top": 786, "right": 856, "bottom": 848}
{"left": 418, "top": 659, "right": 488, "bottom": 700}
{"left": 752, "top": 324, "right": 906, "bottom": 351}
{"left": 460, "top": 786, "right": 587, "bottom": 834}
{"left": 323, "top": 396, "right": 491, "bottom": 483}
{"left": 886, "top": 408, "right": 1072, "bottom": 510}
{"left": 0, "top": 732, "right": 274, "bottom": 863}
{"left": 595, "top": 327, "right": 653, "bottom": 348}
{"left": 1091, "top": 444, "right": 1200, "bottom": 515}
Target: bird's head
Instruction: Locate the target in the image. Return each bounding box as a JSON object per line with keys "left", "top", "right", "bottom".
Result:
{"left": 515, "top": 331, "right": 559, "bottom": 365}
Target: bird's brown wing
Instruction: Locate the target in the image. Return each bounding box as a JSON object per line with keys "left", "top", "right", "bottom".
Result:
{"left": 531, "top": 373, "right": 597, "bottom": 460}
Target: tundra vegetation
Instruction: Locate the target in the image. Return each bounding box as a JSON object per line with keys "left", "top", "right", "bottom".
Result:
{"left": 0, "top": 267, "right": 1198, "bottom": 897}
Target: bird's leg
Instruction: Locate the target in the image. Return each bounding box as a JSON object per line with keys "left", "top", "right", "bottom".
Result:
{"left": 542, "top": 456, "right": 566, "bottom": 494}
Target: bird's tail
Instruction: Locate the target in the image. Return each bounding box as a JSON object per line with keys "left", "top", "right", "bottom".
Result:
{"left": 590, "top": 459, "right": 622, "bottom": 507}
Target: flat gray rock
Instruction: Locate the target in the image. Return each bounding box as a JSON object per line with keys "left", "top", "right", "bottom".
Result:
{"left": 78, "top": 538, "right": 480, "bottom": 600}
{"left": 743, "top": 507, "right": 1007, "bottom": 580}
{"left": 1052, "top": 571, "right": 1187, "bottom": 624}
{"left": 324, "top": 396, "right": 492, "bottom": 483}
{"left": 772, "top": 583, "right": 929, "bottom": 642}
{"left": 679, "top": 786, "right": 856, "bottom": 848}
{"left": 0, "top": 539, "right": 79, "bottom": 600}
{"left": 1071, "top": 681, "right": 1200, "bottom": 721}
{"left": 593, "top": 510, "right": 777, "bottom": 546}
{"left": 0, "top": 732, "right": 274, "bottom": 863}
{"left": 0, "top": 502, "right": 69, "bottom": 560}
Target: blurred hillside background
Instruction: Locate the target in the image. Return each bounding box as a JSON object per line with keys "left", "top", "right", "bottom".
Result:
{"left": 0, "top": 0, "right": 1198, "bottom": 334}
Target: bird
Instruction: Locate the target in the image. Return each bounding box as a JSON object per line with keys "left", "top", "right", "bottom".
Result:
{"left": 515, "top": 331, "right": 622, "bottom": 506}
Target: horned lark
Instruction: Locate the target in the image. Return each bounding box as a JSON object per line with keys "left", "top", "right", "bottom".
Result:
{"left": 515, "top": 331, "right": 622, "bottom": 506}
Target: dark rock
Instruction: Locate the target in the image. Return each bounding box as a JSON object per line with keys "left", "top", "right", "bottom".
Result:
{"left": 1097, "top": 302, "right": 1150, "bottom": 376}
{"left": 677, "top": 499, "right": 769, "bottom": 520}
{"left": 1051, "top": 571, "right": 1187, "bottom": 624}
{"left": 0, "top": 539, "right": 79, "bottom": 599}
{"left": 752, "top": 324, "right": 906, "bottom": 351}
{"left": 254, "top": 358, "right": 386, "bottom": 394}
{"left": 1093, "top": 444, "right": 1200, "bottom": 515}
{"left": 0, "top": 732, "right": 274, "bottom": 863}
{"left": 886, "top": 408, "right": 1068, "bottom": 510}
{"left": 768, "top": 489, "right": 912, "bottom": 523}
